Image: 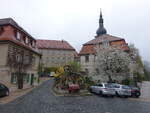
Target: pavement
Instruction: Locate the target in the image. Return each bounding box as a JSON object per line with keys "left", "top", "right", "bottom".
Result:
{"left": 0, "top": 79, "right": 150, "bottom": 113}
{"left": 0, "top": 77, "right": 50, "bottom": 104}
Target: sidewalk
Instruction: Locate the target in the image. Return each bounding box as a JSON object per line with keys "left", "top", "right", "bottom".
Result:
{"left": 0, "top": 77, "right": 50, "bottom": 104}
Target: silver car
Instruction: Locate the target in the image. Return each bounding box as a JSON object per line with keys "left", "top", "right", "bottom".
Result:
{"left": 111, "top": 84, "right": 131, "bottom": 97}
{"left": 90, "top": 83, "right": 116, "bottom": 97}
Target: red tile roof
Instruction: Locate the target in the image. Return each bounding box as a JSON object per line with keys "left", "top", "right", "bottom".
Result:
{"left": 79, "top": 34, "right": 128, "bottom": 55}
{"left": 84, "top": 34, "right": 123, "bottom": 45}
{"left": 37, "top": 40, "right": 75, "bottom": 51}
{"left": 79, "top": 45, "right": 95, "bottom": 55}
{"left": 0, "top": 18, "right": 36, "bottom": 40}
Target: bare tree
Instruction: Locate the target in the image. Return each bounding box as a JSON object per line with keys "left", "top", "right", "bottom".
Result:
{"left": 7, "top": 44, "right": 35, "bottom": 89}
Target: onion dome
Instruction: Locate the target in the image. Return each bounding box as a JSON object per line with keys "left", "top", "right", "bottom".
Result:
{"left": 96, "top": 10, "right": 107, "bottom": 37}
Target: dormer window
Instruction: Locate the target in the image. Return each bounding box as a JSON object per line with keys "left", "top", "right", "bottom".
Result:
{"left": 30, "top": 40, "right": 33, "bottom": 46}
{"left": 22, "top": 35, "right": 26, "bottom": 43}
{"left": 16, "top": 31, "right": 21, "bottom": 40}
{"left": 25, "top": 37, "right": 29, "bottom": 44}
{"left": 102, "top": 40, "right": 109, "bottom": 48}
{"left": 32, "top": 41, "right": 36, "bottom": 48}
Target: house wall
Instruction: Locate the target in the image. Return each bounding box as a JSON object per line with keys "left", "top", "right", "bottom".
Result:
{"left": 0, "top": 43, "right": 11, "bottom": 85}
{"left": 110, "top": 40, "right": 125, "bottom": 46}
{"left": 0, "top": 24, "right": 41, "bottom": 86}
{"left": 80, "top": 54, "right": 96, "bottom": 75}
{"left": 39, "top": 49, "right": 75, "bottom": 67}
{"left": 0, "top": 44, "right": 8, "bottom": 66}
{"left": 0, "top": 25, "right": 15, "bottom": 39}
{"left": 80, "top": 53, "right": 128, "bottom": 82}
{"left": 80, "top": 40, "right": 130, "bottom": 82}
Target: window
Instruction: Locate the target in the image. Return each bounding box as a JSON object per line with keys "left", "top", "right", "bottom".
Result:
{"left": 98, "top": 84, "right": 103, "bottom": 87}
{"left": 25, "top": 37, "right": 29, "bottom": 44}
{"left": 103, "top": 40, "right": 109, "bottom": 48}
{"left": 16, "top": 31, "right": 21, "bottom": 40}
{"left": 85, "top": 68, "right": 89, "bottom": 74}
{"left": 95, "top": 68, "right": 99, "bottom": 74}
{"left": 22, "top": 35, "right": 26, "bottom": 43}
{"left": 30, "top": 40, "right": 33, "bottom": 46}
{"left": 32, "top": 41, "right": 36, "bottom": 48}
{"left": 16, "top": 54, "right": 22, "bottom": 63}
{"left": 0, "top": 84, "right": 5, "bottom": 89}
{"left": 85, "top": 55, "right": 89, "bottom": 62}
{"left": 11, "top": 73, "right": 17, "bottom": 84}
{"left": 122, "top": 85, "right": 130, "bottom": 89}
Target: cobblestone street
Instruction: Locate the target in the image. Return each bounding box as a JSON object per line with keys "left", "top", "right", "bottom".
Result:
{"left": 0, "top": 79, "right": 150, "bottom": 113}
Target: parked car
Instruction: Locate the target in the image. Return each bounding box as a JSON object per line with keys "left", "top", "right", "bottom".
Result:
{"left": 89, "top": 83, "right": 116, "bottom": 97}
{"left": 68, "top": 84, "right": 80, "bottom": 93}
{"left": 0, "top": 83, "right": 9, "bottom": 97}
{"left": 111, "top": 83, "right": 131, "bottom": 98}
{"left": 49, "top": 72, "right": 55, "bottom": 77}
{"left": 129, "top": 86, "right": 141, "bottom": 98}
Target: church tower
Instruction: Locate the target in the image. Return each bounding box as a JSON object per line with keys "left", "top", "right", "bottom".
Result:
{"left": 96, "top": 9, "right": 107, "bottom": 37}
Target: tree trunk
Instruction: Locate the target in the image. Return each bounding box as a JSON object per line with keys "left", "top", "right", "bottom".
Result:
{"left": 17, "top": 66, "right": 24, "bottom": 89}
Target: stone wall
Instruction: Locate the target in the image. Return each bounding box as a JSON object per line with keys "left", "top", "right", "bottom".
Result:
{"left": 80, "top": 54, "right": 131, "bottom": 82}
{"left": 39, "top": 49, "right": 75, "bottom": 67}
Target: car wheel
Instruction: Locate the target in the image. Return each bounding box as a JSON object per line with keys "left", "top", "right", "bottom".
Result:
{"left": 116, "top": 91, "right": 119, "bottom": 97}
{"left": 99, "top": 91, "right": 103, "bottom": 96}
{"left": 124, "top": 96, "right": 128, "bottom": 98}
{"left": 68, "top": 90, "right": 71, "bottom": 93}
{"left": 135, "top": 95, "right": 140, "bottom": 98}
{"left": 89, "top": 88, "right": 92, "bottom": 93}
{"left": 110, "top": 95, "right": 114, "bottom": 98}
{"left": 6, "top": 91, "right": 9, "bottom": 96}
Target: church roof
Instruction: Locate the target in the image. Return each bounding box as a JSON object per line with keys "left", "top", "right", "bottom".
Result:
{"left": 37, "top": 39, "right": 75, "bottom": 51}
{"left": 79, "top": 34, "right": 128, "bottom": 55}
{"left": 84, "top": 34, "right": 123, "bottom": 45}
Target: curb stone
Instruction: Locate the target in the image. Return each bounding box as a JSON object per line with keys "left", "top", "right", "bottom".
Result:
{"left": 51, "top": 87, "right": 92, "bottom": 97}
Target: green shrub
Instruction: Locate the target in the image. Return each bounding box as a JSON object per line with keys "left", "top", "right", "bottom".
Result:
{"left": 83, "top": 77, "right": 95, "bottom": 89}
{"left": 69, "top": 61, "right": 81, "bottom": 72}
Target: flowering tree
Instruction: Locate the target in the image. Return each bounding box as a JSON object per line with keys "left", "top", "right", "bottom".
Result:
{"left": 95, "top": 46, "right": 132, "bottom": 82}
{"left": 95, "top": 43, "right": 144, "bottom": 83}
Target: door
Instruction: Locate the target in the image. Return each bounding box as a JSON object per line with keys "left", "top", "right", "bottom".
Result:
{"left": 30, "top": 74, "right": 34, "bottom": 85}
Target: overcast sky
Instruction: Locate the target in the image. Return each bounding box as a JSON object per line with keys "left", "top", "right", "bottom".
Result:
{"left": 0, "top": 0, "right": 150, "bottom": 62}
